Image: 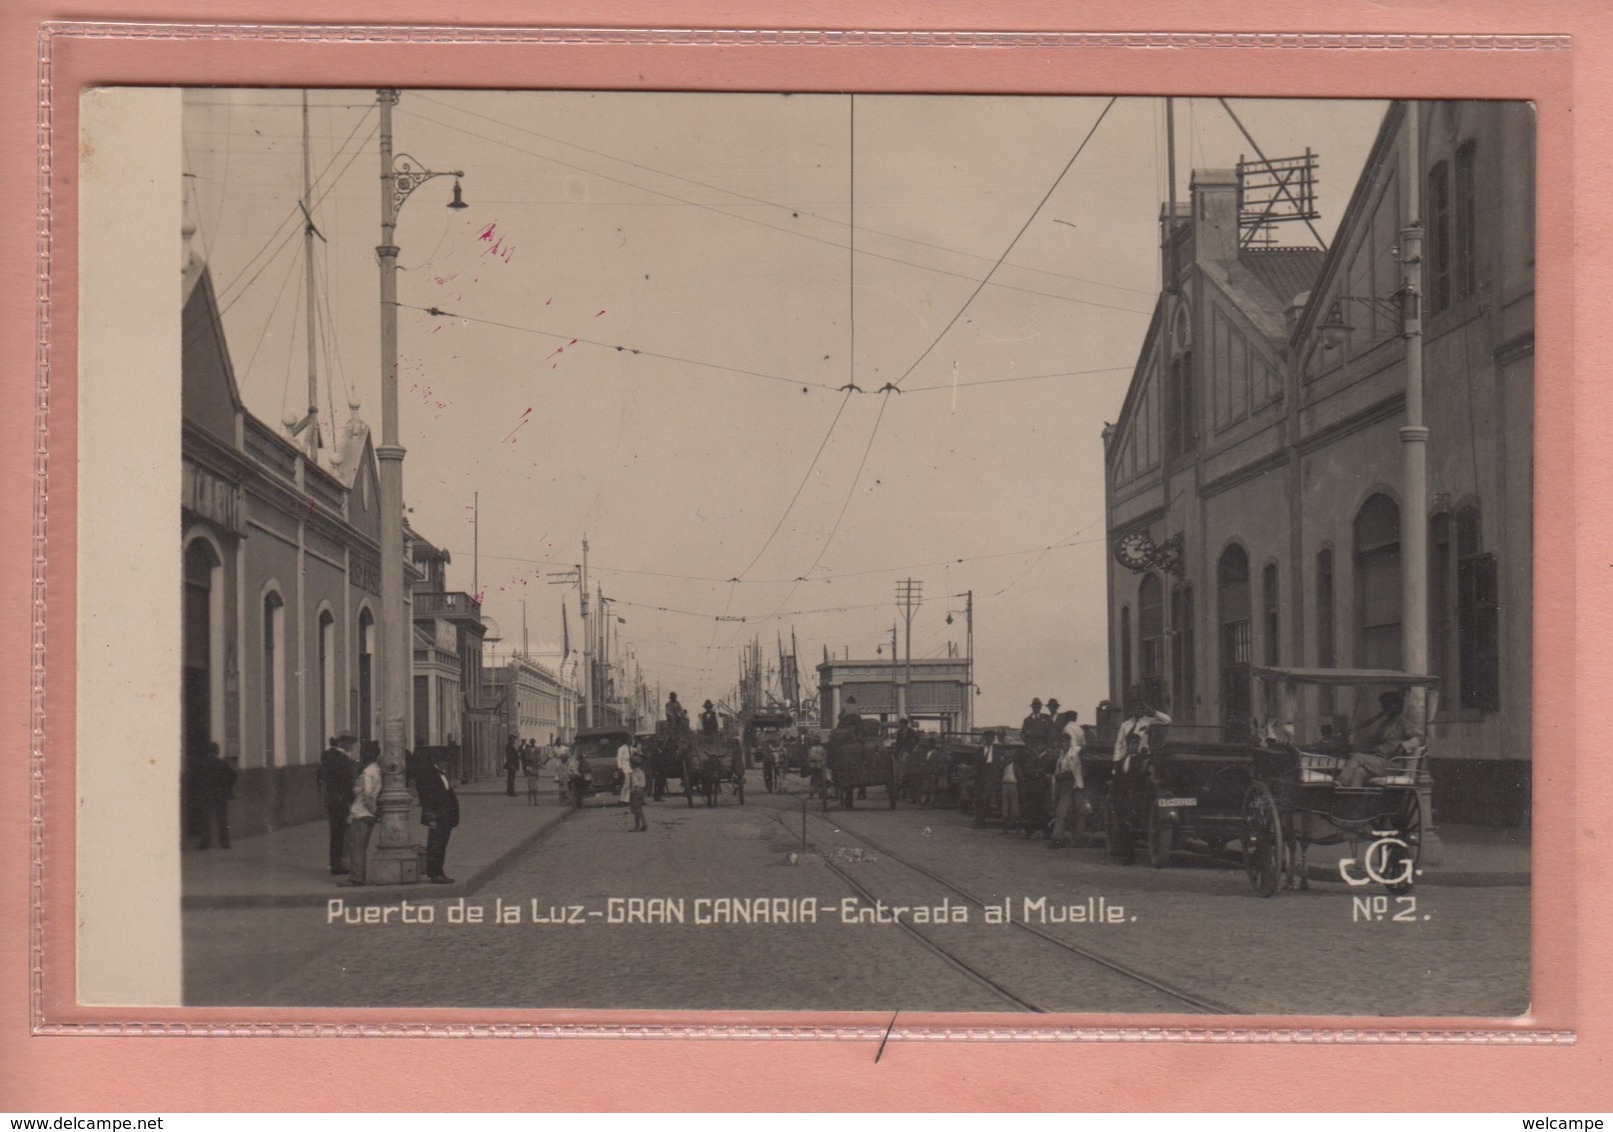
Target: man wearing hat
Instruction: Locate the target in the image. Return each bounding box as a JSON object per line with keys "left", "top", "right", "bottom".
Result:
{"left": 416, "top": 747, "right": 461, "bottom": 883}
{"left": 700, "top": 700, "right": 719, "bottom": 737}
{"left": 317, "top": 732, "right": 358, "bottom": 875}
{"left": 1021, "top": 699, "right": 1046, "bottom": 749}
{"left": 1337, "top": 691, "right": 1413, "bottom": 788}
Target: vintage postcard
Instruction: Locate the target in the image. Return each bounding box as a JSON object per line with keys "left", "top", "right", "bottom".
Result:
{"left": 11, "top": 6, "right": 1602, "bottom": 1115}
{"left": 78, "top": 86, "right": 1534, "bottom": 1017}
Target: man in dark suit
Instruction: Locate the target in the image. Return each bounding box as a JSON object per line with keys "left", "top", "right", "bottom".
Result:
{"left": 317, "top": 733, "right": 358, "bottom": 875}
{"left": 416, "top": 748, "right": 461, "bottom": 884}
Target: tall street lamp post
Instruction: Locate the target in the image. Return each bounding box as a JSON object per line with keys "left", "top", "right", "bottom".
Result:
{"left": 369, "top": 88, "right": 467, "bottom": 885}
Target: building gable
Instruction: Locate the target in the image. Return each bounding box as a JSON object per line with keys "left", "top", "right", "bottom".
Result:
{"left": 181, "top": 268, "right": 243, "bottom": 445}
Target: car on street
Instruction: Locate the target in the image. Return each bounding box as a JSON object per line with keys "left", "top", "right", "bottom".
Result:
{"left": 572, "top": 726, "right": 634, "bottom": 799}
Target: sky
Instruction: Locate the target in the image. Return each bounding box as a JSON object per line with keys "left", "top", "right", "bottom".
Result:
{"left": 181, "top": 90, "right": 1387, "bottom": 728}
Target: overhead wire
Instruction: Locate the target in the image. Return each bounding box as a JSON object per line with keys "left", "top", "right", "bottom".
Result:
{"left": 401, "top": 303, "right": 844, "bottom": 393}
{"left": 207, "top": 106, "right": 376, "bottom": 311}
{"left": 396, "top": 104, "right": 1154, "bottom": 318}
{"left": 890, "top": 97, "right": 1118, "bottom": 392}
{"left": 411, "top": 91, "right": 1160, "bottom": 300}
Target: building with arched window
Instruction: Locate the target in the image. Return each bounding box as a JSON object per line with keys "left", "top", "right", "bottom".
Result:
{"left": 182, "top": 244, "right": 426, "bottom": 835}
{"left": 1104, "top": 101, "right": 1532, "bottom": 826}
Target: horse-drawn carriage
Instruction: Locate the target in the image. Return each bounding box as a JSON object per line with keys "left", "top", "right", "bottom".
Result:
{"left": 741, "top": 711, "right": 795, "bottom": 790}
{"left": 821, "top": 713, "right": 901, "bottom": 811}
{"left": 651, "top": 721, "right": 746, "bottom": 807}
{"left": 1241, "top": 667, "right": 1435, "bottom": 897}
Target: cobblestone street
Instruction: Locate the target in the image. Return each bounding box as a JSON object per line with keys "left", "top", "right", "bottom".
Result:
{"left": 185, "top": 778, "right": 1529, "bottom": 1016}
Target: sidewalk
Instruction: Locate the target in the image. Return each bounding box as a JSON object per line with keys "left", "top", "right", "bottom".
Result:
{"left": 181, "top": 778, "right": 610, "bottom": 909}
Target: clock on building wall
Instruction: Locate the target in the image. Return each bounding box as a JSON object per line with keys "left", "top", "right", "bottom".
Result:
{"left": 1114, "top": 530, "right": 1157, "bottom": 572}
{"left": 1113, "top": 529, "right": 1187, "bottom": 577}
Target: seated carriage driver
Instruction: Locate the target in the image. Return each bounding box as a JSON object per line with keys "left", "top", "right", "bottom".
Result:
{"left": 1335, "top": 691, "right": 1414, "bottom": 788}
{"left": 700, "top": 700, "right": 719, "bottom": 737}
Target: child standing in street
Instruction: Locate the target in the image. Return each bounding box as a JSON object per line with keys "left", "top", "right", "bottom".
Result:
{"left": 628, "top": 751, "right": 648, "bottom": 832}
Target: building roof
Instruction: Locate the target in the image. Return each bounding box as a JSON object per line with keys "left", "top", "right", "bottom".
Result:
{"left": 1236, "top": 247, "right": 1327, "bottom": 310}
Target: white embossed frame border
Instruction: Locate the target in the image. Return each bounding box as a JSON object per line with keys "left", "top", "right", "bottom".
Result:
{"left": 33, "top": 19, "right": 1572, "bottom": 1044}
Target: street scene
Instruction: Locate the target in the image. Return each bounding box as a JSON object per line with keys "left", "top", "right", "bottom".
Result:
{"left": 169, "top": 90, "right": 1532, "bottom": 1015}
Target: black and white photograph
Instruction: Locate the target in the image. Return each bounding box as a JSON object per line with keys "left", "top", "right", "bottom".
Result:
{"left": 136, "top": 88, "right": 1533, "bottom": 1015}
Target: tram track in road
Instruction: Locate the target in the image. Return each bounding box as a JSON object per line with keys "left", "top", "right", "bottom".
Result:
{"left": 753, "top": 783, "right": 1238, "bottom": 1014}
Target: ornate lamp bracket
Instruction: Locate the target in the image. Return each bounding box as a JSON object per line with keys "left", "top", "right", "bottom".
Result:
{"left": 391, "top": 154, "right": 465, "bottom": 213}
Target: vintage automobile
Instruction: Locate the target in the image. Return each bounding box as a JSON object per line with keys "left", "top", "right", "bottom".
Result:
{"left": 570, "top": 726, "right": 634, "bottom": 802}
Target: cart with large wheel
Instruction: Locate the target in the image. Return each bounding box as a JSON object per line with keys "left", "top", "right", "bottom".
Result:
{"left": 685, "top": 732, "right": 746, "bottom": 807}
{"left": 822, "top": 713, "right": 900, "bottom": 812}
{"left": 1241, "top": 667, "right": 1437, "bottom": 897}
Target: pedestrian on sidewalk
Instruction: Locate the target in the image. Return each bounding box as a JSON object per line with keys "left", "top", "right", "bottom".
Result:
{"left": 317, "top": 733, "right": 358, "bottom": 875}
{"left": 344, "top": 746, "right": 382, "bottom": 884}
{"left": 196, "top": 743, "right": 236, "bottom": 850}
{"left": 628, "top": 750, "right": 648, "bottom": 831}
{"left": 417, "top": 748, "right": 461, "bottom": 884}
{"left": 504, "top": 735, "right": 521, "bottom": 797}
{"left": 522, "top": 741, "right": 543, "bottom": 805}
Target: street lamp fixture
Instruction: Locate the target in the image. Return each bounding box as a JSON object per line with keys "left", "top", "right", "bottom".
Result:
{"left": 368, "top": 89, "right": 469, "bottom": 885}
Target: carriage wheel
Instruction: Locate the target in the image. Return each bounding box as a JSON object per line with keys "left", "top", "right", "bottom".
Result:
{"left": 1381, "top": 791, "right": 1422, "bottom": 895}
{"left": 1243, "top": 781, "right": 1283, "bottom": 897}
{"left": 1146, "top": 800, "right": 1175, "bottom": 869}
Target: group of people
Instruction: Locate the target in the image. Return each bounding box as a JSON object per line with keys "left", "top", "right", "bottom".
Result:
{"left": 965, "top": 697, "right": 1089, "bottom": 847}
{"left": 503, "top": 736, "right": 552, "bottom": 798}
{"left": 182, "top": 742, "right": 239, "bottom": 850}
{"left": 318, "top": 733, "right": 460, "bottom": 885}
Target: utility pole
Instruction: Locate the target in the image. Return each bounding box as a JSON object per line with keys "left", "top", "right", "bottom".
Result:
{"left": 580, "top": 536, "right": 592, "bottom": 729}
{"left": 889, "top": 623, "right": 899, "bottom": 722}
{"left": 1399, "top": 102, "right": 1439, "bottom": 863}
{"left": 896, "top": 578, "right": 922, "bottom": 720}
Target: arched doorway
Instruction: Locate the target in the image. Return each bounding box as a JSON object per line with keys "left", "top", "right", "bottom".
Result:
{"left": 183, "top": 538, "right": 221, "bottom": 758}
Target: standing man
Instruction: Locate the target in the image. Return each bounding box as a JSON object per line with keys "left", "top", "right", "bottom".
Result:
{"left": 972, "top": 729, "right": 1000, "bottom": 829}
{"left": 616, "top": 732, "right": 634, "bottom": 805}
{"left": 1049, "top": 711, "right": 1084, "bottom": 848}
{"left": 700, "top": 700, "right": 719, "bottom": 737}
{"left": 553, "top": 744, "right": 572, "bottom": 805}
{"left": 628, "top": 748, "right": 648, "bottom": 832}
{"left": 344, "top": 745, "right": 382, "bottom": 885}
{"left": 1113, "top": 701, "right": 1172, "bottom": 772}
{"left": 317, "top": 732, "right": 358, "bottom": 876}
{"left": 196, "top": 742, "right": 236, "bottom": 850}
{"left": 1021, "top": 699, "right": 1046, "bottom": 749}
{"left": 503, "top": 734, "right": 521, "bottom": 797}
{"left": 416, "top": 748, "right": 461, "bottom": 884}
{"left": 1000, "top": 744, "right": 1022, "bottom": 835}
